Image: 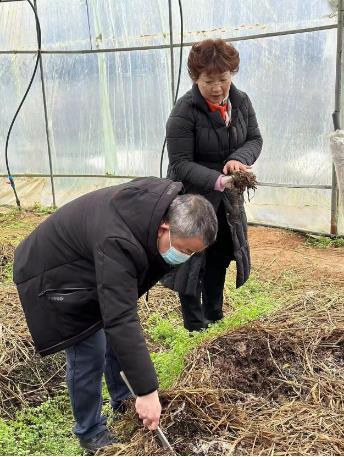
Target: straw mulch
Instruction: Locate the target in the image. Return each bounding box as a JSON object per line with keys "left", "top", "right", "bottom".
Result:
{"left": 101, "top": 288, "right": 344, "bottom": 456}
{"left": 0, "top": 285, "right": 65, "bottom": 418}
{"left": 0, "top": 241, "right": 14, "bottom": 282}
{"left": 0, "top": 213, "right": 65, "bottom": 417}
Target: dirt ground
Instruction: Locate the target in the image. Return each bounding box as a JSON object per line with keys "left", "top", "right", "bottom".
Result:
{"left": 249, "top": 226, "right": 344, "bottom": 286}
{"left": 0, "top": 212, "right": 343, "bottom": 454}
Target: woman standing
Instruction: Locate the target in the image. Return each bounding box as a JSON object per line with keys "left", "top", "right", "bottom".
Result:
{"left": 163, "top": 39, "right": 262, "bottom": 331}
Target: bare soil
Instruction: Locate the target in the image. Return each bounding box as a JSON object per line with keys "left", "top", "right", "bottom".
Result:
{"left": 249, "top": 226, "right": 344, "bottom": 286}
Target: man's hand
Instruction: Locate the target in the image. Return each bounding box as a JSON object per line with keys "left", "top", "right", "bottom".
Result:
{"left": 223, "top": 160, "right": 252, "bottom": 174}
{"left": 135, "top": 390, "right": 161, "bottom": 431}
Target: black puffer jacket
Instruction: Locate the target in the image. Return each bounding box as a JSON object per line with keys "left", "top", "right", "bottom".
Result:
{"left": 164, "top": 83, "right": 262, "bottom": 290}
{"left": 13, "top": 177, "right": 182, "bottom": 396}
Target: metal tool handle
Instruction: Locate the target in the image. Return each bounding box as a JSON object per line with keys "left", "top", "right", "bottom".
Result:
{"left": 120, "top": 370, "right": 136, "bottom": 397}
{"left": 120, "top": 371, "right": 175, "bottom": 453}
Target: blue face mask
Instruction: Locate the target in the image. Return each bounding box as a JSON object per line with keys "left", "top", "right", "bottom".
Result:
{"left": 161, "top": 230, "right": 192, "bottom": 265}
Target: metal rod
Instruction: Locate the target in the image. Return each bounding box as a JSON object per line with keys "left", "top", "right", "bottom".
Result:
{"left": 248, "top": 221, "right": 335, "bottom": 237}
{"left": 331, "top": 0, "right": 343, "bottom": 235}
{"left": 0, "top": 174, "right": 333, "bottom": 189}
{"left": 0, "top": 173, "right": 138, "bottom": 178}
{"left": 85, "top": 0, "right": 93, "bottom": 50}
{"left": 168, "top": 0, "right": 175, "bottom": 103}
{"left": 331, "top": 167, "right": 339, "bottom": 235}
{"left": 257, "top": 182, "right": 332, "bottom": 190}
{"left": 0, "top": 24, "right": 337, "bottom": 55}
{"left": 119, "top": 371, "right": 175, "bottom": 453}
{"left": 34, "top": 0, "right": 56, "bottom": 207}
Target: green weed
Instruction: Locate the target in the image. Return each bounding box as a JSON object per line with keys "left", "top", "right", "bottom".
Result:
{"left": 0, "top": 205, "right": 52, "bottom": 245}
{"left": 0, "top": 394, "right": 81, "bottom": 456}
{"left": 2, "top": 261, "right": 13, "bottom": 284}
{"left": 306, "top": 235, "right": 344, "bottom": 248}
{"left": 150, "top": 275, "right": 280, "bottom": 389}
{"left": 0, "top": 379, "right": 126, "bottom": 456}
{"left": 30, "top": 203, "right": 56, "bottom": 216}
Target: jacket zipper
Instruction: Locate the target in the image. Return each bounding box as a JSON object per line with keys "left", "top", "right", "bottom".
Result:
{"left": 38, "top": 287, "right": 93, "bottom": 297}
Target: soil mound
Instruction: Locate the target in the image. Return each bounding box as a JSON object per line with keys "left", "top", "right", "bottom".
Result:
{"left": 102, "top": 293, "right": 344, "bottom": 456}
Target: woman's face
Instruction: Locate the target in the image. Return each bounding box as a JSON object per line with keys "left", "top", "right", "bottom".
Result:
{"left": 196, "top": 71, "right": 231, "bottom": 104}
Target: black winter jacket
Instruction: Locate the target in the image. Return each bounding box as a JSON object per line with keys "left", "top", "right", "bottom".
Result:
{"left": 13, "top": 177, "right": 182, "bottom": 396}
{"left": 164, "top": 83, "right": 262, "bottom": 291}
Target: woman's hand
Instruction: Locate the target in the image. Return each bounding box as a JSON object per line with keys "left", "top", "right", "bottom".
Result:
{"left": 223, "top": 160, "right": 252, "bottom": 174}
{"left": 135, "top": 390, "right": 161, "bottom": 431}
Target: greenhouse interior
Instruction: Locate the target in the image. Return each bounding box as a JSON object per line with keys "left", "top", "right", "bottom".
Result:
{"left": 0, "top": 0, "right": 343, "bottom": 235}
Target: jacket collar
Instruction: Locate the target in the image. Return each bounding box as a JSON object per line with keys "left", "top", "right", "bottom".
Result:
{"left": 191, "top": 83, "right": 244, "bottom": 126}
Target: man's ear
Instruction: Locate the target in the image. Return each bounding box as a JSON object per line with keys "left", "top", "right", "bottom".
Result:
{"left": 158, "top": 222, "right": 170, "bottom": 239}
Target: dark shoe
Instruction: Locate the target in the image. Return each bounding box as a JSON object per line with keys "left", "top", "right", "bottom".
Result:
{"left": 79, "top": 429, "right": 117, "bottom": 452}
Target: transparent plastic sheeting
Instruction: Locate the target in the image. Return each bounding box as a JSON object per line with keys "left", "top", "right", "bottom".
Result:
{"left": 0, "top": 177, "right": 131, "bottom": 208}
{"left": 0, "top": 1, "right": 342, "bottom": 234}
{"left": 41, "top": 50, "right": 172, "bottom": 176}
{"left": 169, "top": 0, "right": 336, "bottom": 46}
{"left": 0, "top": 49, "right": 172, "bottom": 176}
{"left": 171, "top": 29, "right": 337, "bottom": 186}
{"left": 0, "top": 0, "right": 336, "bottom": 51}
{"left": 245, "top": 186, "right": 334, "bottom": 234}
{"left": 0, "top": 54, "right": 51, "bottom": 174}
{"left": 330, "top": 130, "right": 344, "bottom": 215}
{"left": 1, "top": 29, "right": 336, "bottom": 180}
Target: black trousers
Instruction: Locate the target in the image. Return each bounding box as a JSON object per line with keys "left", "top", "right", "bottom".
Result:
{"left": 179, "top": 203, "right": 234, "bottom": 331}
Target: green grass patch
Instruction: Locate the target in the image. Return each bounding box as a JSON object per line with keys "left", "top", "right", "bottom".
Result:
{"left": 0, "top": 205, "right": 54, "bottom": 245}
{"left": 0, "top": 380, "right": 120, "bottom": 456}
{"left": 150, "top": 275, "right": 280, "bottom": 389}
{"left": 0, "top": 215, "right": 39, "bottom": 245}
{"left": 0, "top": 393, "right": 81, "bottom": 456}
{"left": 2, "top": 261, "right": 13, "bottom": 284}
{"left": 305, "top": 235, "right": 344, "bottom": 248}
{"left": 29, "top": 203, "right": 56, "bottom": 216}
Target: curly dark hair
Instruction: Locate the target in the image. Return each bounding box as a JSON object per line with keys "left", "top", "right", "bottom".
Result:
{"left": 187, "top": 39, "right": 240, "bottom": 81}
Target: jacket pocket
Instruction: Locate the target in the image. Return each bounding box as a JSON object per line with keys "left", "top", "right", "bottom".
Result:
{"left": 39, "top": 287, "right": 101, "bottom": 340}
{"left": 39, "top": 287, "right": 94, "bottom": 298}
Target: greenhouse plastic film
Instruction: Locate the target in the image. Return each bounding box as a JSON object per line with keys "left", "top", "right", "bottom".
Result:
{"left": 0, "top": 0, "right": 341, "bottom": 235}
{"left": 330, "top": 130, "right": 344, "bottom": 213}
{"left": 0, "top": 177, "right": 131, "bottom": 208}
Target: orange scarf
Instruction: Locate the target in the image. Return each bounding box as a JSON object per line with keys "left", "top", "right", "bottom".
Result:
{"left": 206, "top": 100, "right": 228, "bottom": 120}
{"left": 206, "top": 99, "right": 230, "bottom": 126}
